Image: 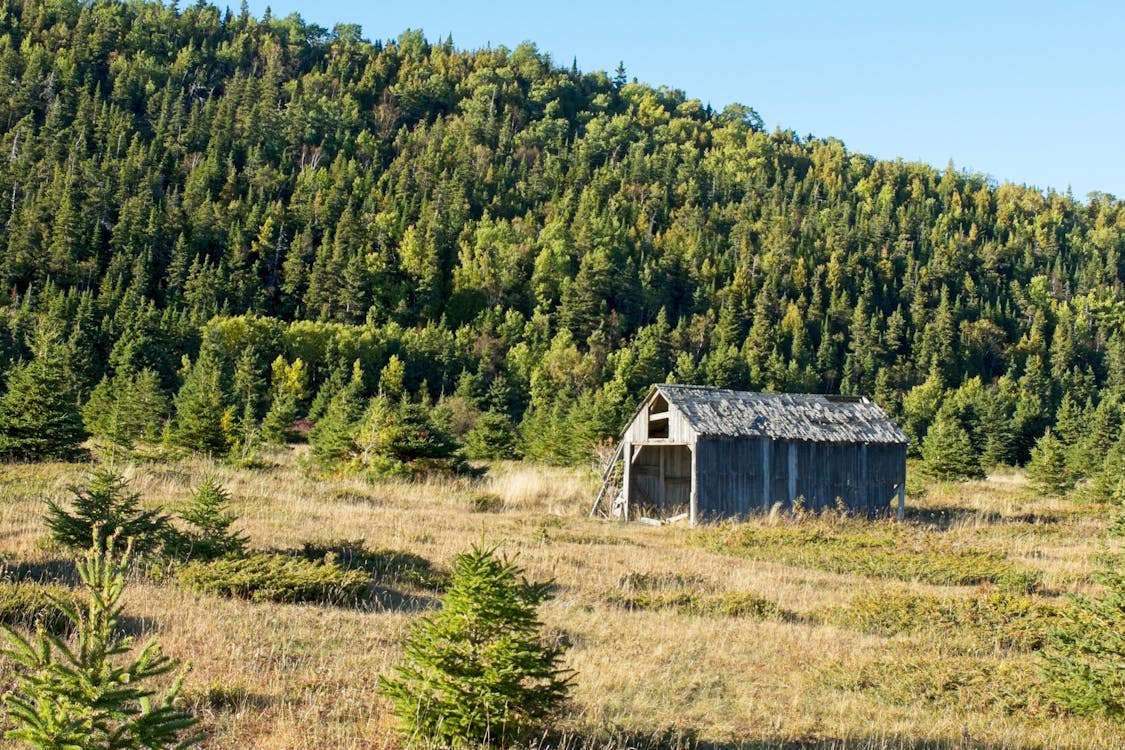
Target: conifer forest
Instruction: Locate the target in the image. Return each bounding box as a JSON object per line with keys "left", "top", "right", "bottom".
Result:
{"left": 0, "top": 1, "right": 1124, "bottom": 748}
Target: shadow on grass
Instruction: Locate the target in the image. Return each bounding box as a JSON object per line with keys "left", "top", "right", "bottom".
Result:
{"left": 366, "top": 584, "right": 438, "bottom": 612}
{"left": 906, "top": 503, "right": 1061, "bottom": 531}
{"left": 2, "top": 557, "right": 80, "bottom": 585}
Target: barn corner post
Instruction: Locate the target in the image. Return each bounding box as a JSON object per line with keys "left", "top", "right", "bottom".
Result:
{"left": 622, "top": 439, "right": 632, "bottom": 522}
{"left": 689, "top": 443, "right": 698, "bottom": 527}
{"left": 897, "top": 477, "right": 906, "bottom": 522}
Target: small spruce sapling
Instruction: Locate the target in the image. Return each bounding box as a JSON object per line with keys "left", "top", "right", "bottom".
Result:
{"left": 46, "top": 467, "right": 168, "bottom": 556}
{"left": 1, "top": 532, "right": 201, "bottom": 748}
{"left": 170, "top": 475, "right": 248, "bottom": 561}
{"left": 379, "top": 546, "right": 573, "bottom": 747}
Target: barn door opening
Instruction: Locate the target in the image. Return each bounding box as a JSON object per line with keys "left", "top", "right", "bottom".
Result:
{"left": 628, "top": 443, "right": 691, "bottom": 521}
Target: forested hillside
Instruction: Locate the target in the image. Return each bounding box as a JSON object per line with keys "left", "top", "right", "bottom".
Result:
{"left": 1, "top": 0, "right": 1123, "bottom": 474}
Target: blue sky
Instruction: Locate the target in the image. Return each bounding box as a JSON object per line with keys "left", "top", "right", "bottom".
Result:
{"left": 245, "top": 1, "right": 1125, "bottom": 200}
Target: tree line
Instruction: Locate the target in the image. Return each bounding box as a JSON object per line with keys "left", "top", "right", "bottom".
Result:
{"left": 0, "top": 0, "right": 1122, "bottom": 478}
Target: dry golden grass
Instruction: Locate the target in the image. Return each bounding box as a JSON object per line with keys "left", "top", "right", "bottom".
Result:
{"left": 1, "top": 451, "right": 1123, "bottom": 749}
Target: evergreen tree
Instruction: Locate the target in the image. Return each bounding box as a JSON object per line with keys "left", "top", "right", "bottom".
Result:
{"left": 83, "top": 369, "right": 169, "bottom": 456}
{"left": 170, "top": 348, "right": 232, "bottom": 455}
{"left": 0, "top": 323, "right": 86, "bottom": 461}
{"left": 379, "top": 547, "right": 573, "bottom": 748}
{"left": 45, "top": 467, "right": 169, "bottom": 556}
{"left": 465, "top": 410, "right": 522, "bottom": 461}
{"left": 1042, "top": 569, "right": 1125, "bottom": 717}
{"left": 308, "top": 361, "right": 367, "bottom": 467}
{"left": 1026, "top": 428, "right": 1075, "bottom": 498}
{"left": 920, "top": 403, "right": 984, "bottom": 481}
{"left": 1, "top": 534, "right": 201, "bottom": 748}
{"left": 168, "top": 475, "right": 248, "bottom": 561}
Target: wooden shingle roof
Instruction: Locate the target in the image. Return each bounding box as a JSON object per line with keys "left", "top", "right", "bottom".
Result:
{"left": 653, "top": 385, "right": 908, "bottom": 445}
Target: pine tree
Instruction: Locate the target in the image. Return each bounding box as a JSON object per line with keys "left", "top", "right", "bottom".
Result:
{"left": 1026, "top": 428, "right": 1075, "bottom": 498}
{"left": 0, "top": 323, "right": 86, "bottom": 461}
{"left": 1042, "top": 569, "right": 1125, "bottom": 717}
{"left": 308, "top": 361, "right": 366, "bottom": 467}
{"left": 83, "top": 369, "right": 169, "bottom": 456}
{"left": 1, "top": 533, "right": 201, "bottom": 748}
{"left": 379, "top": 547, "right": 573, "bottom": 748}
{"left": 261, "top": 356, "right": 307, "bottom": 444}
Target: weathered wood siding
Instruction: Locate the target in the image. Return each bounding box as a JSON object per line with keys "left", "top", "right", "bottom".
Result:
{"left": 693, "top": 438, "right": 765, "bottom": 520}
{"left": 623, "top": 393, "right": 697, "bottom": 444}
{"left": 695, "top": 438, "right": 906, "bottom": 519}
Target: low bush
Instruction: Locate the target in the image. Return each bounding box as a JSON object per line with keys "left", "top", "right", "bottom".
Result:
{"left": 821, "top": 590, "right": 1063, "bottom": 651}
{"left": 702, "top": 521, "right": 1038, "bottom": 587}
{"left": 817, "top": 652, "right": 1046, "bottom": 715}
{"left": 177, "top": 552, "right": 370, "bottom": 604}
{"left": 609, "top": 572, "right": 788, "bottom": 620}
{"left": 0, "top": 581, "right": 81, "bottom": 636}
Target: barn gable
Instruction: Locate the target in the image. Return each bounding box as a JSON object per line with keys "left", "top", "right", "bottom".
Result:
{"left": 594, "top": 385, "right": 908, "bottom": 526}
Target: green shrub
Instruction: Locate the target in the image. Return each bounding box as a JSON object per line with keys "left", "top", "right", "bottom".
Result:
{"left": 822, "top": 590, "right": 1062, "bottom": 651}
{"left": 177, "top": 552, "right": 370, "bottom": 604}
{"left": 0, "top": 582, "right": 81, "bottom": 637}
{"left": 817, "top": 652, "right": 1045, "bottom": 715}
{"left": 379, "top": 546, "right": 573, "bottom": 748}
{"left": 1, "top": 534, "right": 200, "bottom": 748}
{"left": 609, "top": 572, "right": 787, "bottom": 620}
{"left": 469, "top": 492, "right": 505, "bottom": 513}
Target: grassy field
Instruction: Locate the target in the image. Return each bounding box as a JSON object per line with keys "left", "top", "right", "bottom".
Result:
{"left": 0, "top": 452, "right": 1122, "bottom": 749}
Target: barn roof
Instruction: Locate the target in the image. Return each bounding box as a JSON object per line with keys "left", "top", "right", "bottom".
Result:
{"left": 650, "top": 385, "right": 908, "bottom": 444}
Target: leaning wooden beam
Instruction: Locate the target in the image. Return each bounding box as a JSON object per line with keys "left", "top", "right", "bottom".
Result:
{"left": 588, "top": 440, "right": 626, "bottom": 518}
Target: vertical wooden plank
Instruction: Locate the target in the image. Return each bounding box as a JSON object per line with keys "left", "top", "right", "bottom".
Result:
{"left": 765, "top": 443, "right": 774, "bottom": 512}
{"left": 788, "top": 442, "right": 798, "bottom": 505}
{"left": 860, "top": 443, "right": 869, "bottom": 515}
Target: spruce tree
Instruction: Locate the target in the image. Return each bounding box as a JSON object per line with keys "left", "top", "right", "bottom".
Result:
{"left": 920, "top": 404, "right": 984, "bottom": 481}
{"left": 1, "top": 534, "right": 201, "bottom": 748}
{"left": 169, "top": 475, "right": 248, "bottom": 561}
{"left": 379, "top": 547, "right": 573, "bottom": 748}
{"left": 1026, "top": 428, "right": 1075, "bottom": 498}
{"left": 1042, "top": 569, "right": 1125, "bottom": 717}
{"left": 0, "top": 323, "right": 86, "bottom": 461}
{"left": 308, "top": 361, "right": 366, "bottom": 467}
{"left": 170, "top": 348, "right": 232, "bottom": 456}
{"left": 465, "top": 410, "right": 522, "bottom": 460}
{"left": 46, "top": 467, "right": 169, "bottom": 556}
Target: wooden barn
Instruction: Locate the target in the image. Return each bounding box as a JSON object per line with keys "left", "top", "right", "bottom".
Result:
{"left": 592, "top": 385, "right": 908, "bottom": 526}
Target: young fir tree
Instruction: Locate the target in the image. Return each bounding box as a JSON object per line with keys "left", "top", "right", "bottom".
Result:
{"left": 169, "top": 475, "right": 248, "bottom": 561}
{"left": 46, "top": 467, "right": 169, "bottom": 556}
{"left": 0, "top": 533, "right": 201, "bottom": 748}
{"left": 261, "top": 356, "right": 308, "bottom": 444}
{"left": 308, "top": 361, "right": 367, "bottom": 467}
{"left": 170, "top": 348, "right": 232, "bottom": 456}
{"left": 83, "top": 368, "right": 169, "bottom": 456}
{"left": 920, "top": 404, "right": 984, "bottom": 481}
{"left": 0, "top": 323, "right": 86, "bottom": 461}
{"left": 1026, "top": 428, "right": 1075, "bottom": 498}
{"left": 379, "top": 547, "right": 573, "bottom": 748}
{"left": 464, "top": 410, "right": 522, "bottom": 460}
